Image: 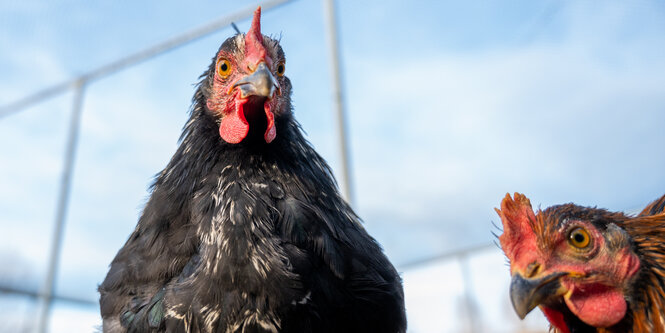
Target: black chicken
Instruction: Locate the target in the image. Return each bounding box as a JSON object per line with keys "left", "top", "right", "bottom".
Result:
{"left": 98, "top": 7, "right": 406, "bottom": 333}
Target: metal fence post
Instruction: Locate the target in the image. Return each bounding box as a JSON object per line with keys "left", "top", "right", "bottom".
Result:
{"left": 322, "top": 0, "right": 354, "bottom": 207}
{"left": 37, "top": 80, "right": 87, "bottom": 333}
{"left": 459, "top": 254, "right": 479, "bottom": 333}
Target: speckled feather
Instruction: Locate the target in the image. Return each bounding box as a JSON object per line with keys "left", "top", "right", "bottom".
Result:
{"left": 98, "top": 27, "right": 406, "bottom": 333}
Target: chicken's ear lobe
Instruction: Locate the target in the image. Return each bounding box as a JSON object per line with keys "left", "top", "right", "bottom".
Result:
{"left": 495, "top": 193, "right": 537, "bottom": 260}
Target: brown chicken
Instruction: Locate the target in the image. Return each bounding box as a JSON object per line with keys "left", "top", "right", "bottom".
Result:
{"left": 496, "top": 193, "right": 665, "bottom": 333}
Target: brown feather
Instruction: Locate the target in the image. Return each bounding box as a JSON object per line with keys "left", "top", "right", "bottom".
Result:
{"left": 617, "top": 211, "right": 665, "bottom": 332}
{"left": 509, "top": 194, "right": 665, "bottom": 333}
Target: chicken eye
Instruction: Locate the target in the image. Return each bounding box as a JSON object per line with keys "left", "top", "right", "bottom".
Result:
{"left": 568, "top": 227, "right": 591, "bottom": 249}
{"left": 217, "top": 59, "right": 232, "bottom": 78}
{"left": 276, "top": 61, "right": 285, "bottom": 76}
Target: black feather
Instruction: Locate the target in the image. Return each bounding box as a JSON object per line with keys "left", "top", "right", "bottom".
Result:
{"left": 98, "top": 30, "right": 406, "bottom": 333}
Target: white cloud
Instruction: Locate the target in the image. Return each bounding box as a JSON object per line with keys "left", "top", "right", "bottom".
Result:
{"left": 49, "top": 303, "right": 101, "bottom": 333}
{"left": 347, "top": 22, "right": 665, "bottom": 261}
{"left": 403, "top": 247, "right": 550, "bottom": 332}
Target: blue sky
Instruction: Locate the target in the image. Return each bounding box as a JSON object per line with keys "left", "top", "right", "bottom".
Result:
{"left": 1, "top": 0, "right": 665, "bottom": 331}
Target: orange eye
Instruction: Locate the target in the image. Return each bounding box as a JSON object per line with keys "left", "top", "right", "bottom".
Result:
{"left": 276, "top": 61, "right": 285, "bottom": 76}
{"left": 568, "top": 227, "right": 591, "bottom": 249}
{"left": 217, "top": 59, "right": 232, "bottom": 78}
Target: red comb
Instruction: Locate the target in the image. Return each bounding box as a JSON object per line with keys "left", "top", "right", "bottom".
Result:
{"left": 245, "top": 6, "right": 268, "bottom": 66}
{"left": 496, "top": 193, "right": 538, "bottom": 264}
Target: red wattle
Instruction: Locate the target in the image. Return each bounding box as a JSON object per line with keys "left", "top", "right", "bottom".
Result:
{"left": 540, "top": 307, "right": 570, "bottom": 333}
{"left": 219, "top": 101, "right": 249, "bottom": 144}
{"left": 564, "top": 284, "right": 626, "bottom": 328}
{"left": 264, "top": 103, "right": 276, "bottom": 143}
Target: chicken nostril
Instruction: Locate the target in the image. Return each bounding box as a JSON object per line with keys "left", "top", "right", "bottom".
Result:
{"left": 526, "top": 263, "right": 541, "bottom": 278}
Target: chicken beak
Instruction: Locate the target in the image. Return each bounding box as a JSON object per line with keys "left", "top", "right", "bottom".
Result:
{"left": 510, "top": 271, "right": 568, "bottom": 319}
{"left": 231, "top": 62, "right": 280, "bottom": 99}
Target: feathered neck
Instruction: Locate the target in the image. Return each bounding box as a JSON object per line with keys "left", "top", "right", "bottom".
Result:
{"left": 151, "top": 80, "right": 341, "bottom": 208}
{"left": 617, "top": 213, "right": 665, "bottom": 333}
{"left": 548, "top": 212, "right": 665, "bottom": 333}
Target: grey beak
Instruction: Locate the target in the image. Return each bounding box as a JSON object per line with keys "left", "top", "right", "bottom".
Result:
{"left": 232, "top": 62, "right": 279, "bottom": 98}
{"left": 510, "top": 272, "right": 567, "bottom": 319}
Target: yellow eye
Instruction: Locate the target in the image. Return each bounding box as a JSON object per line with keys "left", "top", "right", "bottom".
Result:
{"left": 568, "top": 227, "right": 591, "bottom": 249}
{"left": 276, "top": 61, "right": 285, "bottom": 76}
{"left": 217, "top": 59, "right": 232, "bottom": 78}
